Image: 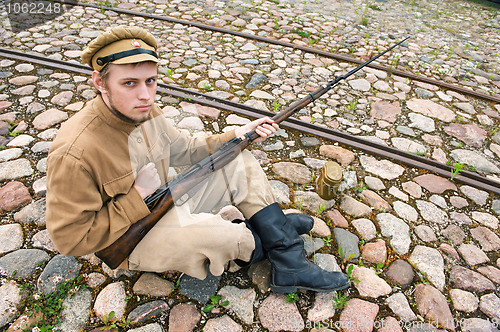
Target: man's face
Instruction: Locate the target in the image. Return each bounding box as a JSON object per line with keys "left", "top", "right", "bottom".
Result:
{"left": 94, "top": 62, "right": 158, "bottom": 124}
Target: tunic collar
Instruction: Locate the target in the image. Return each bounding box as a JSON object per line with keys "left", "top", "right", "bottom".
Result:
{"left": 91, "top": 95, "right": 143, "bottom": 134}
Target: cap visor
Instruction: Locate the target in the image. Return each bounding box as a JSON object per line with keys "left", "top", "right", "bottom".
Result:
{"left": 112, "top": 53, "right": 159, "bottom": 65}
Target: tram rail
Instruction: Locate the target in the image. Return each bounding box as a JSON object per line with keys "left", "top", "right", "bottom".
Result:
{"left": 1, "top": 47, "right": 499, "bottom": 195}
{"left": 47, "top": 0, "right": 500, "bottom": 104}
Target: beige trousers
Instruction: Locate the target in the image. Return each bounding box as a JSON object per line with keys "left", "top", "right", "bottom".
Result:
{"left": 128, "top": 150, "right": 275, "bottom": 279}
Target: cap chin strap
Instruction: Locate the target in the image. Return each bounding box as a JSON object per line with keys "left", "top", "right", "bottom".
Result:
{"left": 96, "top": 48, "right": 158, "bottom": 67}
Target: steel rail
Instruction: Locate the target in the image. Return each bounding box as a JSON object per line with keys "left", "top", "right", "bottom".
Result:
{"left": 1, "top": 47, "right": 499, "bottom": 195}
{"left": 50, "top": 0, "right": 500, "bottom": 104}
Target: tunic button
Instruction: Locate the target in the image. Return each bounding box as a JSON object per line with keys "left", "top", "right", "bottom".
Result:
{"left": 137, "top": 137, "right": 142, "bottom": 143}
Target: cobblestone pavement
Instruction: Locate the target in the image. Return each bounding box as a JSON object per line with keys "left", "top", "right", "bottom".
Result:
{"left": 0, "top": 0, "right": 499, "bottom": 331}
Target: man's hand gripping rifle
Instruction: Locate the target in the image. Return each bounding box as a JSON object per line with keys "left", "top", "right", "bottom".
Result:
{"left": 95, "top": 37, "right": 410, "bottom": 269}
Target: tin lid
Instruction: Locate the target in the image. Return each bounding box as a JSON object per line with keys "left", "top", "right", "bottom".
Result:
{"left": 322, "top": 161, "right": 343, "bottom": 185}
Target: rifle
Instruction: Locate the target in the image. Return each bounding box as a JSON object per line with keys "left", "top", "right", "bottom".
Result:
{"left": 95, "top": 37, "right": 410, "bottom": 269}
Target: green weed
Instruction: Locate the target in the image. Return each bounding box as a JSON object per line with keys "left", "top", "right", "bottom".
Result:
{"left": 294, "top": 198, "right": 304, "bottom": 212}
{"left": 367, "top": 3, "right": 382, "bottom": 10}
{"left": 357, "top": 181, "right": 367, "bottom": 193}
{"left": 100, "top": 311, "right": 130, "bottom": 330}
{"left": 346, "top": 264, "right": 360, "bottom": 283}
{"left": 338, "top": 246, "right": 356, "bottom": 263}
{"left": 271, "top": 100, "right": 281, "bottom": 113}
{"left": 285, "top": 292, "right": 299, "bottom": 303}
{"left": 391, "top": 53, "right": 401, "bottom": 68}
{"left": 412, "top": 149, "right": 426, "bottom": 156}
{"left": 323, "top": 235, "right": 333, "bottom": 247}
{"left": 20, "top": 276, "right": 87, "bottom": 331}
{"left": 166, "top": 68, "right": 173, "bottom": 79}
{"left": 347, "top": 100, "right": 358, "bottom": 111}
{"left": 332, "top": 292, "right": 349, "bottom": 309}
{"left": 203, "top": 295, "right": 229, "bottom": 313}
{"left": 292, "top": 29, "right": 311, "bottom": 38}
{"left": 203, "top": 82, "right": 214, "bottom": 91}
{"left": 315, "top": 203, "right": 326, "bottom": 215}
{"left": 447, "top": 161, "right": 468, "bottom": 180}
{"left": 417, "top": 272, "right": 430, "bottom": 285}
{"left": 96, "top": 0, "right": 113, "bottom": 13}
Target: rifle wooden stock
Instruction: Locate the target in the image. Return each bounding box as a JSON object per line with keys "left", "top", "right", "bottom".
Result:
{"left": 95, "top": 37, "right": 409, "bottom": 269}
{"left": 95, "top": 189, "right": 174, "bottom": 269}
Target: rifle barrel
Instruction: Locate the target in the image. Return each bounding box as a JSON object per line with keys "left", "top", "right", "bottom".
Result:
{"left": 96, "top": 36, "right": 410, "bottom": 269}
{"left": 245, "top": 37, "right": 410, "bottom": 142}
{"left": 338, "top": 36, "right": 410, "bottom": 83}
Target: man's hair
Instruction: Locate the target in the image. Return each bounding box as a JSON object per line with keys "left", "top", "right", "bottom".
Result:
{"left": 93, "top": 64, "right": 111, "bottom": 95}
{"left": 98, "top": 63, "right": 112, "bottom": 90}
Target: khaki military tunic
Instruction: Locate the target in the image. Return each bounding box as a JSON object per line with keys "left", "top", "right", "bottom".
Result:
{"left": 46, "top": 96, "right": 274, "bottom": 278}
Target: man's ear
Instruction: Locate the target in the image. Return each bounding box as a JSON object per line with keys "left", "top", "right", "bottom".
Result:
{"left": 92, "top": 71, "right": 107, "bottom": 95}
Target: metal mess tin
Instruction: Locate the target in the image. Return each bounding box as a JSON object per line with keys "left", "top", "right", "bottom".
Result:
{"left": 316, "top": 161, "right": 343, "bottom": 200}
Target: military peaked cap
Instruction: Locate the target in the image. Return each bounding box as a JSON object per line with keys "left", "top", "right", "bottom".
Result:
{"left": 81, "top": 25, "right": 159, "bottom": 71}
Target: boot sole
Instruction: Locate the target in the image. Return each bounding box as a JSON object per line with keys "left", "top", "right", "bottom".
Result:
{"left": 270, "top": 281, "right": 351, "bottom": 293}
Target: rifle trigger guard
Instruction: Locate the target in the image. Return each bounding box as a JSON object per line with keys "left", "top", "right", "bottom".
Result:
{"left": 308, "top": 93, "right": 316, "bottom": 102}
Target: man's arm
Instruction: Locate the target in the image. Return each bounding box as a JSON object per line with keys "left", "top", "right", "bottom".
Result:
{"left": 166, "top": 115, "right": 278, "bottom": 167}
{"left": 46, "top": 154, "right": 150, "bottom": 256}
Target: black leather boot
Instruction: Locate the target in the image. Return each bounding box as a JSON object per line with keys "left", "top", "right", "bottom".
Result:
{"left": 233, "top": 220, "right": 265, "bottom": 267}
{"left": 232, "top": 213, "right": 312, "bottom": 267}
{"left": 286, "top": 213, "right": 314, "bottom": 234}
{"left": 249, "top": 203, "right": 350, "bottom": 293}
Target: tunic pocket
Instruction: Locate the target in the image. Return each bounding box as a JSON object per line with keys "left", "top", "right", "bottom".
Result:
{"left": 103, "top": 171, "right": 136, "bottom": 197}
